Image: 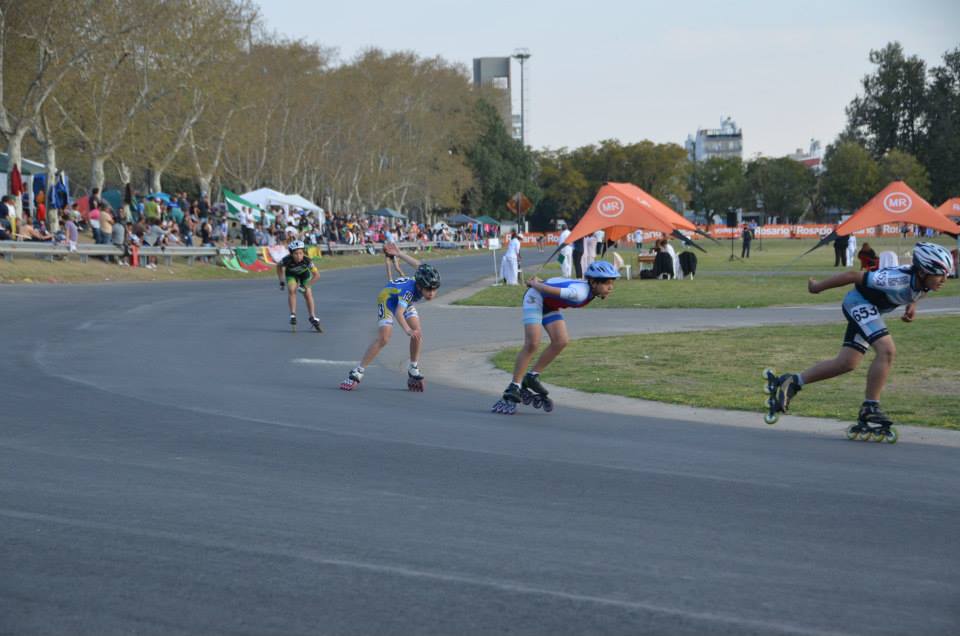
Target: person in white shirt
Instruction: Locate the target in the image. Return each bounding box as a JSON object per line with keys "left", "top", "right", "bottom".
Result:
{"left": 501, "top": 232, "right": 522, "bottom": 285}
{"left": 558, "top": 227, "right": 573, "bottom": 277}
{"left": 846, "top": 233, "right": 858, "bottom": 269}
{"left": 633, "top": 229, "right": 644, "bottom": 253}
{"left": 664, "top": 239, "right": 679, "bottom": 279}
{"left": 581, "top": 233, "right": 597, "bottom": 275}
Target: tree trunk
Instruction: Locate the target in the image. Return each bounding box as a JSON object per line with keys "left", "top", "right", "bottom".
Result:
{"left": 150, "top": 169, "right": 162, "bottom": 194}
{"left": 6, "top": 126, "right": 28, "bottom": 218}
{"left": 197, "top": 176, "right": 212, "bottom": 199}
{"left": 42, "top": 139, "right": 59, "bottom": 233}
{"left": 90, "top": 156, "right": 106, "bottom": 195}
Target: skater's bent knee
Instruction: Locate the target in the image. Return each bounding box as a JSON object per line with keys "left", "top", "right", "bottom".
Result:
{"left": 551, "top": 335, "right": 570, "bottom": 349}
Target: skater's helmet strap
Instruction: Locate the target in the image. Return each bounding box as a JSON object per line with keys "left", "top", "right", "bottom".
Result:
{"left": 585, "top": 260, "right": 620, "bottom": 280}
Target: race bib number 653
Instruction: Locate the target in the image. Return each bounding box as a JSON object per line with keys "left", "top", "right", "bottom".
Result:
{"left": 849, "top": 303, "right": 879, "bottom": 325}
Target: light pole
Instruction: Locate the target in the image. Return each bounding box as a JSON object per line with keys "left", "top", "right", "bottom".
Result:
{"left": 512, "top": 48, "right": 530, "bottom": 232}
{"left": 512, "top": 48, "right": 530, "bottom": 146}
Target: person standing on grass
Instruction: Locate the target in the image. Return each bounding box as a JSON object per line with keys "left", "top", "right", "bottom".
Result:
{"left": 501, "top": 231, "right": 521, "bottom": 285}
{"left": 765, "top": 243, "right": 953, "bottom": 442}
{"left": 741, "top": 224, "right": 752, "bottom": 258}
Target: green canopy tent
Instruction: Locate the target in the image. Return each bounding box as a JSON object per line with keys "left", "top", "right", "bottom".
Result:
{"left": 475, "top": 215, "right": 501, "bottom": 226}
{"left": 223, "top": 188, "right": 273, "bottom": 224}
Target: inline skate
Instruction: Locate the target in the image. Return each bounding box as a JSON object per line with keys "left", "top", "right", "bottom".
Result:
{"left": 520, "top": 372, "right": 554, "bottom": 412}
{"left": 762, "top": 368, "right": 801, "bottom": 425}
{"left": 339, "top": 367, "right": 364, "bottom": 391}
{"left": 407, "top": 364, "right": 425, "bottom": 392}
{"left": 492, "top": 382, "right": 521, "bottom": 414}
{"left": 289, "top": 313, "right": 297, "bottom": 332}
{"left": 309, "top": 315, "right": 323, "bottom": 333}
{"left": 846, "top": 403, "right": 898, "bottom": 444}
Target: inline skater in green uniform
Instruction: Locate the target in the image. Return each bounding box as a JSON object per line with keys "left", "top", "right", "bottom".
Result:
{"left": 276, "top": 240, "right": 322, "bottom": 332}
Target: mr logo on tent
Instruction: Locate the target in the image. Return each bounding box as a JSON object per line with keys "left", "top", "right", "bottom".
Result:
{"left": 597, "top": 196, "right": 625, "bottom": 218}
{"left": 882, "top": 192, "right": 912, "bottom": 214}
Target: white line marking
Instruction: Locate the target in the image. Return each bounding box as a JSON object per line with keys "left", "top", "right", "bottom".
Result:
{"left": 0, "top": 508, "right": 848, "bottom": 636}
{"left": 292, "top": 358, "right": 357, "bottom": 365}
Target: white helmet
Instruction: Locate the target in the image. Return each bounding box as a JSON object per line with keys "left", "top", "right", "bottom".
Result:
{"left": 288, "top": 240, "right": 305, "bottom": 251}
{"left": 912, "top": 242, "right": 953, "bottom": 276}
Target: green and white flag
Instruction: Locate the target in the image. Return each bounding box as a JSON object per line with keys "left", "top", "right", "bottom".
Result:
{"left": 223, "top": 188, "right": 273, "bottom": 224}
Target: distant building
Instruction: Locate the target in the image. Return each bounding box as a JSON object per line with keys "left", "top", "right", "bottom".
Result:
{"left": 472, "top": 57, "right": 514, "bottom": 138}
{"left": 787, "top": 139, "right": 824, "bottom": 174}
{"left": 685, "top": 117, "right": 743, "bottom": 161}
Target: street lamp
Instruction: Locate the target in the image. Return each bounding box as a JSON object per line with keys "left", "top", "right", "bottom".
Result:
{"left": 512, "top": 48, "right": 530, "bottom": 232}
{"left": 512, "top": 48, "right": 530, "bottom": 147}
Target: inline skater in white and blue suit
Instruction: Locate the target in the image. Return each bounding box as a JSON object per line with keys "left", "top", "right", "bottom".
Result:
{"left": 767, "top": 242, "right": 953, "bottom": 442}
{"left": 493, "top": 260, "right": 620, "bottom": 414}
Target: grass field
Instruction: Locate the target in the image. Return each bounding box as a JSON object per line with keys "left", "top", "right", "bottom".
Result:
{"left": 491, "top": 315, "right": 960, "bottom": 429}
{"left": 457, "top": 237, "right": 960, "bottom": 308}
{"left": 0, "top": 248, "right": 463, "bottom": 284}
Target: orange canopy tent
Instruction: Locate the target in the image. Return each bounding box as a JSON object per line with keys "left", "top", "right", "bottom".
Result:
{"left": 936, "top": 197, "right": 960, "bottom": 219}
{"left": 805, "top": 181, "right": 960, "bottom": 255}
{"left": 560, "top": 182, "right": 706, "bottom": 252}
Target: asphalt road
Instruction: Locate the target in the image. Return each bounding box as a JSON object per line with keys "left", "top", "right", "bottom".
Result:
{"left": 2, "top": 250, "right": 959, "bottom": 635}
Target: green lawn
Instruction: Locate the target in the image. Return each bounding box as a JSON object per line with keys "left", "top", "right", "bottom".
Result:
{"left": 491, "top": 316, "right": 960, "bottom": 429}
{"left": 456, "top": 237, "right": 960, "bottom": 309}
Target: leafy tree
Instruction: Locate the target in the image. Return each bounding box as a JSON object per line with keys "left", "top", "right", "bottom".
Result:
{"left": 879, "top": 149, "right": 930, "bottom": 198}
{"left": 532, "top": 149, "right": 590, "bottom": 229}
{"left": 921, "top": 47, "right": 960, "bottom": 203}
{"left": 462, "top": 98, "right": 540, "bottom": 219}
{"left": 746, "top": 157, "right": 815, "bottom": 223}
{"left": 821, "top": 141, "right": 880, "bottom": 212}
{"left": 689, "top": 157, "right": 748, "bottom": 218}
{"left": 844, "top": 42, "right": 927, "bottom": 157}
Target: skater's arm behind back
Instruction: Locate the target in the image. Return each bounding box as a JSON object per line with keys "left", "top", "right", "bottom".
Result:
{"left": 808, "top": 271, "right": 864, "bottom": 294}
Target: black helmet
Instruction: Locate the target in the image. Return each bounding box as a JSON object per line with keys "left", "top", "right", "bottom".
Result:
{"left": 415, "top": 263, "right": 441, "bottom": 290}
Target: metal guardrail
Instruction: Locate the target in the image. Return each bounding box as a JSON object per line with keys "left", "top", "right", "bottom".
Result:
{"left": 0, "top": 240, "right": 479, "bottom": 264}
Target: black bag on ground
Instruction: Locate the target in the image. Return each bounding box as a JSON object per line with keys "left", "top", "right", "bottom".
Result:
{"left": 652, "top": 251, "right": 674, "bottom": 279}
{"left": 679, "top": 251, "right": 697, "bottom": 277}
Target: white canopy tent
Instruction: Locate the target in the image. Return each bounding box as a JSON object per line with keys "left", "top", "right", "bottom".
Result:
{"left": 239, "top": 188, "right": 324, "bottom": 225}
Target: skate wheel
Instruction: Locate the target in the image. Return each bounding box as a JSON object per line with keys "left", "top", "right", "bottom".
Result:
{"left": 492, "top": 401, "right": 502, "bottom": 413}
{"left": 339, "top": 381, "right": 355, "bottom": 391}
{"left": 845, "top": 425, "right": 858, "bottom": 441}
{"left": 762, "top": 368, "right": 775, "bottom": 380}
{"left": 883, "top": 427, "right": 898, "bottom": 444}
{"left": 532, "top": 396, "right": 543, "bottom": 409}
{"left": 871, "top": 431, "right": 885, "bottom": 443}
{"left": 763, "top": 412, "right": 779, "bottom": 425}
{"left": 763, "top": 382, "right": 774, "bottom": 395}
{"left": 856, "top": 431, "right": 871, "bottom": 442}
{"left": 507, "top": 403, "right": 517, "bottom": 414}
{"left": 542, "top": 398, "right": 554, "bottom": 413}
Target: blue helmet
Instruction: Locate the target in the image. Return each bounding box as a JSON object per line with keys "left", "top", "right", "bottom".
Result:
{"left": 584, "top": 260, "right": 620, "bottom": 280}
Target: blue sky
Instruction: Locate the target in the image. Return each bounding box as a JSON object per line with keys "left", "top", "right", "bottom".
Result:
{"left": 257, "top": 0, "right": 959, "bottom": 157}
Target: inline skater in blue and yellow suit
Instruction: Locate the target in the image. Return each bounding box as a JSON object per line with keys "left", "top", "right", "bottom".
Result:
{"left": 340, "top": 245, "right": 441, "bottom": 392}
